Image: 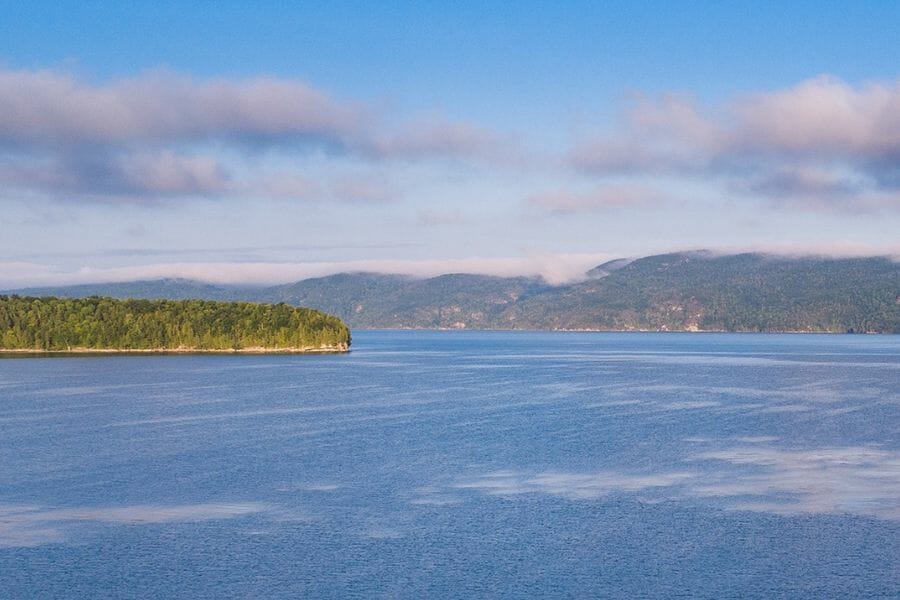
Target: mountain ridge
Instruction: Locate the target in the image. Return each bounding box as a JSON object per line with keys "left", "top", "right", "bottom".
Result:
{"left": 5, "top": 252, "right": 899, "bottom": 333}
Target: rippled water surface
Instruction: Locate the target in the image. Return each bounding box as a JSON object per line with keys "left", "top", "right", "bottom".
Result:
{"left": 1, "top": 331, "right": 898, "bottom": 598}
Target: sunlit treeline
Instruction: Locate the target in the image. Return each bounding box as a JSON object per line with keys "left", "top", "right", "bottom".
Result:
{"left": 0, "top": 296, "right": 350, "bottom": 351}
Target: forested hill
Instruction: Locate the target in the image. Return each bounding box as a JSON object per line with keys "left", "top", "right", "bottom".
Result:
{"left": 0, "top": 296, "right": 351, "bottom": 352}
{"left": 505, "top": 253, "right": 900, "bottom": 333}
{"left": 6, "top": 253, "right": 899, "bottom": 333}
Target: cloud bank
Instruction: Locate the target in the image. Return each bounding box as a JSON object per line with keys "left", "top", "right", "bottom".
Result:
{"left": 0, "top": 69, "right": 362, "bottom": 147}
{"left": 0, "top": 253, "right": 613, "bottom": 289}
{"left": 5, "top": 68, "right": 899, "bottom": 214}
{"left": 569, "top": 75, "right": 900, "bottom": 212}
{"left": 0, "top": 67, "right": 504, "bottom": 203}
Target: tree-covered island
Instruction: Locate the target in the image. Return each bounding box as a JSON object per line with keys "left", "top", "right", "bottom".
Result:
{"left": 0, "top": 296, "right": 351, "bottom": 353}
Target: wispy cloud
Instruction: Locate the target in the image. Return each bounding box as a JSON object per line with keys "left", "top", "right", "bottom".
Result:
{"left": 0, "top": 68, "right": 363, "bottom": 147}
{"left": 572, "top": 91, "right": 722, "bottom": 175}
{"left": 417, "top": 209, "right": 468, "bottom": 226}
{"left": 743, "top": 166, "right": 861, "bottom": 200}
{"left": 245, "top": 171, "right": 322, "bottom": 201}
{"left": 369, "top": 114, "right": 506, "bottom": 161}
{"left": 329, "top": 174, "right": 396, "bottom": 203}
{"left": 244, "top": 172, "right": 395, "bottom": 203}
{"left": 526, "top": 184, "right": 665, "bottom": 214}
{"left": 0, "top": 67, "right": 507, "bottom": 204}
{"left": 0, "top": 150, "right": 231, "bottom": 202}
{"left": 572, "top": 76, "right": 900, "bottom": 212}
{"left": 6, "top": 241, "right": 417, "bottom": 261}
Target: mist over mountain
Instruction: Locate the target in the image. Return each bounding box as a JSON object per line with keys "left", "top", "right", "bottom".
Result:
{"left": 6, "top": 252, "right": 899, "bottom": 333}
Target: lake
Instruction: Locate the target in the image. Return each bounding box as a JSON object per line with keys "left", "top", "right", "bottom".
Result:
{"left": 1, "top": 331, "right": 898, "bottom": 598}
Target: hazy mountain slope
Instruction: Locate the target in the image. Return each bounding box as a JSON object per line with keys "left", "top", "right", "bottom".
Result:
{"left": 7, "top": 279, "right": 243, "bottom": 302}
{"left": 4, "top": 253, "right": 898, "bottom": 332}
{"left": 584, "top": 258, "right": 632, "bottom": 279}
{"left": 261, "top": 273, "right": 414, "bottom": 325}
{"left": 507, "top": 253, "right": 900, "bottom": 332}
{"left": 265, "top": 273, "right": 552, "bottom": 328}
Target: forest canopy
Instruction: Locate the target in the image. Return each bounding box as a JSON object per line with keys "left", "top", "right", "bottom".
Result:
{"left": 0, "top": 296, "right": 351, "bottom": 352}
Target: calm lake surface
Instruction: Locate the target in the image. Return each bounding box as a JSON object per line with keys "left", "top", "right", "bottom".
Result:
{"left": 1, "top": 331, "right": 898, "bottom": 598}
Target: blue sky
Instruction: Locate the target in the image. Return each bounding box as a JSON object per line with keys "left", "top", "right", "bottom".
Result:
{"left": 1, "top": 2, "right": 899, "bottom": 287}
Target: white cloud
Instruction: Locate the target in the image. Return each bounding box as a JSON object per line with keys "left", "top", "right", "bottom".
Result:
{"left": 0, "top": 66, "right": 508, "bottom": 204}
{"left": 0, "top": 68, "right": 363, "bottom": 146}
{"left": 572, "top": 75, "right": 900, "bottom": 212}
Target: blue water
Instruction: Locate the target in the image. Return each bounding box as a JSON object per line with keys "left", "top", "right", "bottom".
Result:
{"left": 1, "top": 331, "right": 898, "bottom": 598}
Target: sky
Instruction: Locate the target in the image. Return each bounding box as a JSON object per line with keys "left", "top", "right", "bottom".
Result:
{"left": 1, "top": 1, "right": 899, "bottom": 288}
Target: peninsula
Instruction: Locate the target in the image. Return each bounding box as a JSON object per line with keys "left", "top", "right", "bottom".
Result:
{"left": 0, "top": 296, "right": 351, "bottom": 353}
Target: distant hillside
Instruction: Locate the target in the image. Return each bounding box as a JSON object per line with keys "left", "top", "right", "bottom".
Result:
{"left": 6, "top": 252, "right": 899, "bottom": 333}
{"left": 7, "top": 278, "right": 245, "bottom": 302}
{"left": 267, "top": 273, "right": 554, "bottom": 329}
{"left": 504, "top": 253, "right": 900, "bottom": 333}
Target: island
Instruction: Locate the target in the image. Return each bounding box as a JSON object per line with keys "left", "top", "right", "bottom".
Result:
{"left": 0, "top": 296, "right": 351, "bottom": 353}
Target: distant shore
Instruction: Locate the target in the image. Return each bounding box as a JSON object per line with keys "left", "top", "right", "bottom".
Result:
{"left": 0, "top": 344, "right": 349, "bottom": 355}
